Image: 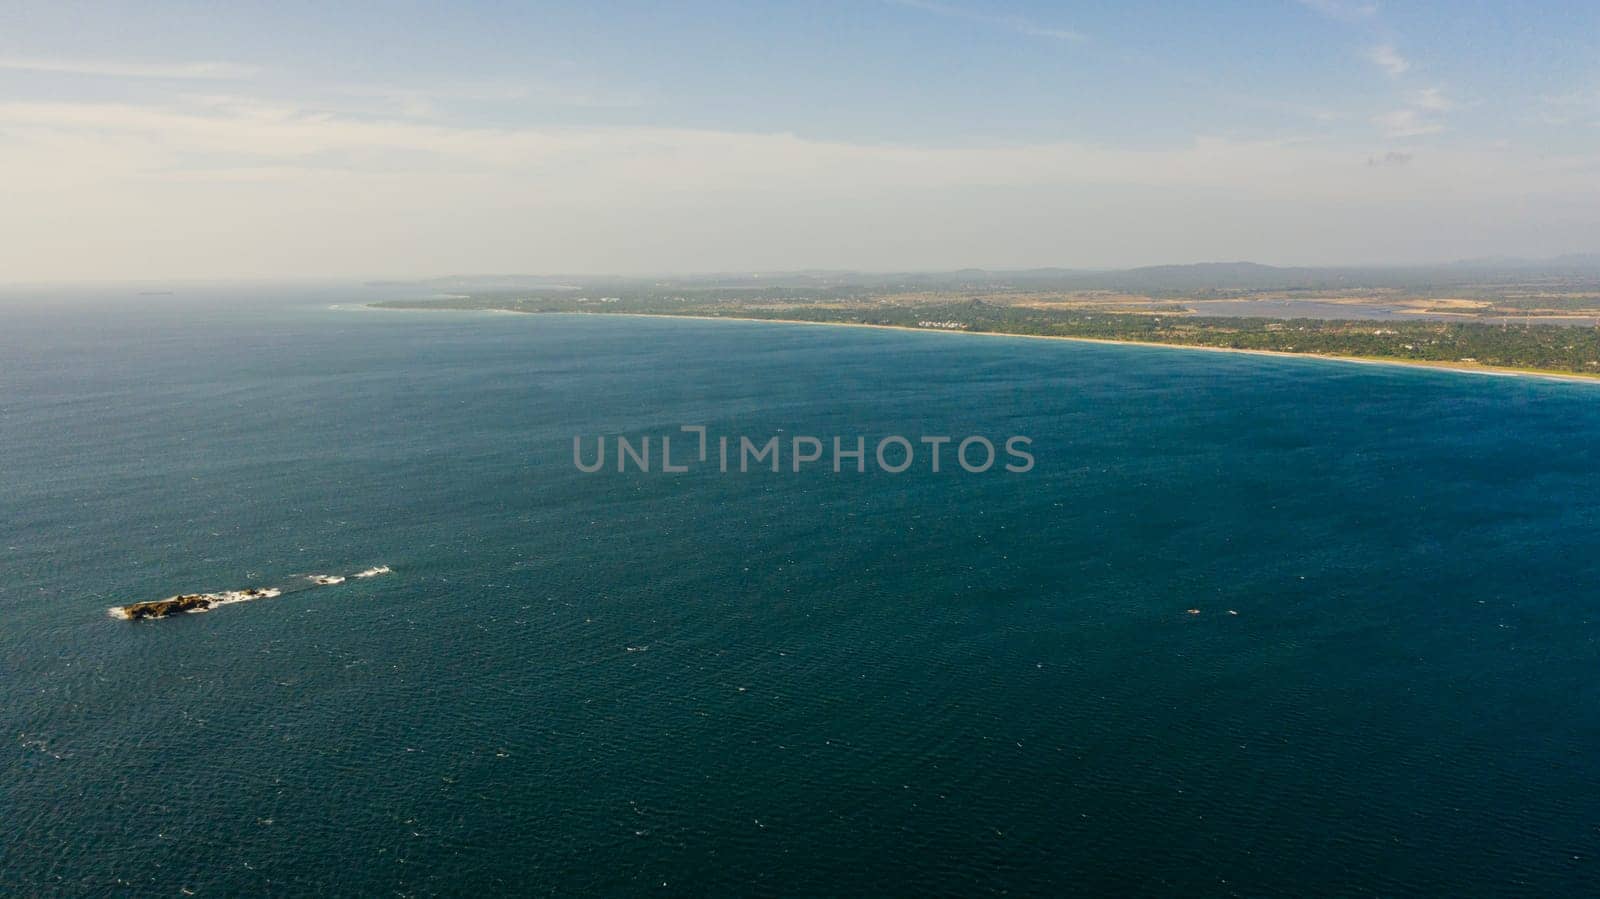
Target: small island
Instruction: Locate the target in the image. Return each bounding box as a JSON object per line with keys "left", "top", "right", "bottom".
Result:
{"left": 109, "top": 567, "right": 391, "bottom": 621}
{"left": 113, "top": 588, "right": 280, "bottom": 620}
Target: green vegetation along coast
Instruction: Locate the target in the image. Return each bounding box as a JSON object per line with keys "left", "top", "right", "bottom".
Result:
{"left": 374, "top": 292, "right": 1600, "bottom": 380}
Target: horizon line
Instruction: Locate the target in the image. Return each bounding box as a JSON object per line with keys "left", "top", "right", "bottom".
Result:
{"left": 4, "top": 253, "right": 1600, "bottom": 288}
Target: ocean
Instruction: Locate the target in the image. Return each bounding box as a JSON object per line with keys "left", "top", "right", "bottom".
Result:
{"left": 4, "top": 287, "right": 1600, "bottom": 895}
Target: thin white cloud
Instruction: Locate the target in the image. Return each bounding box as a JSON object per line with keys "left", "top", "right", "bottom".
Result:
{"left": 1411, "top": 87, "right": 1452, "bottom": 111}
{"left": 0, "top": 96, "right": 1578, "bottom": 202}
{"left": 1537, "top": 88, "right": 1599, "bottom": 126}
{"left": 1367, "top": 44, "right": 1411, "bottom": 77}
{"left": 1370, "top": 88, "right": 1452, "bottom": 138}
{"left": 1005, "top": 19, "right": 1084, "bottom": 42}
{"left": 1367, "top": 151, "right": 1413, "bottom": 167}
{"left": 886, "top": 0, "right": 1084, "bottom": 42}
{"left": 332, "top": 80, "right": 641, "bottom": 117}
{"left": 1374, "top": 108, "right": 1441, "bottom": 137}
{"left": 1295, "top": 0, "right": 1379, "bottom": 22}
{"left": 0, "top": 97, "right": 1594, "bottom": 278}
{"left": 0, "top": 55, "right": 258, "bottom": 80}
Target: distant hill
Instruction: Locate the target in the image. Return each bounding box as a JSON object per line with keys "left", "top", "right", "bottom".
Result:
{"left": 1095, "top": 262, "right": 1334, "bottom": 291}
{"left": 367, "top": 274, "right": 584, "bottom": 291}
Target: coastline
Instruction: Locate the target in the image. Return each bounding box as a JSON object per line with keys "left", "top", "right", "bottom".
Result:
{"left": 369, "top": 305, "right": 1600, "bottom": 386}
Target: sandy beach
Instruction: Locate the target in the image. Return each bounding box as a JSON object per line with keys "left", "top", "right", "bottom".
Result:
{"left": 508, "top": 309, "right": 1600, "bottom": 387}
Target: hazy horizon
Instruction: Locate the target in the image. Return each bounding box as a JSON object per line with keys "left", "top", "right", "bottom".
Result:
{"left": 9, "top": 253, "right": 1600, "bottom": 289}
{"left": 3, "top": 0, "right": 1598, "bottom": 280}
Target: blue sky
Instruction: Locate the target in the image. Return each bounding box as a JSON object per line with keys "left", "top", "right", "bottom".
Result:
{"left": 1, "top": 1, "right": 1596, "bottom": 279}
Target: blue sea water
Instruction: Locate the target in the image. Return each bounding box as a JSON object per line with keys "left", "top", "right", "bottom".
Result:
{"left": 4, "top": 287, "right": 1600, "bottom": 896}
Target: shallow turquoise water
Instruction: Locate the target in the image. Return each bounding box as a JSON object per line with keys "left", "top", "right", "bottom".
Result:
{"left": 4, "top": 290, "right": 1600, "bottom": 895}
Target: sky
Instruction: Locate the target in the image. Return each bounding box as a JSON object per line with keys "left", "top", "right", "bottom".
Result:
{"left": 0, "top": 0, "right": 1597, "bottom": 280}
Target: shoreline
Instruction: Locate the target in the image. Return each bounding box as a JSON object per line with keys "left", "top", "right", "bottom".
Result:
{"left": 368, "top": 305, "right": 1600, "bottom": 386}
